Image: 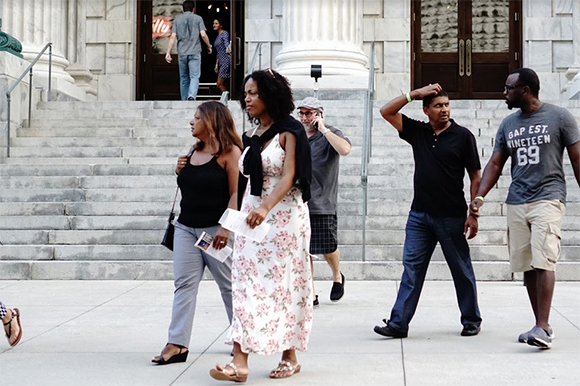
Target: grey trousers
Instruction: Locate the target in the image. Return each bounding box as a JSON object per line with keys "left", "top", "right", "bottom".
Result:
{"left": 167, "top": 222, "right": 233, "bottom": 347}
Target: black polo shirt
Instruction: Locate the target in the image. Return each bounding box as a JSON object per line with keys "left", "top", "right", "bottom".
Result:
{"left": 401, "top": 114, "right": 481, "bottom": 217}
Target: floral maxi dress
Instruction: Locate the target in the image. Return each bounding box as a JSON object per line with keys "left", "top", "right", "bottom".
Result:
{"left": 227, "top": 133, "right": 313, "bottom": 355}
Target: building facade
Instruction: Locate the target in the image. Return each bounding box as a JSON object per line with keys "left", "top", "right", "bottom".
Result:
{"left": 1, "top": 0, "right": 579, "bottom": 102}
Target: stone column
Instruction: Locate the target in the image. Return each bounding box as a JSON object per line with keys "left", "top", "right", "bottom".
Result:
{"left": 0, "top": 0, "right": 86, "bottom": 100}
{"left": 65, "top": 0, "right": 96, "bottom": 97}
{"left": 275, "top": 0, "right": 368, "bottom": 89}
{"left": 565, "top": 0, "right": 580, "bottom": 99}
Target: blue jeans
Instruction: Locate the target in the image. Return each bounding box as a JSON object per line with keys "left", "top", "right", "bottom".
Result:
{"left": 178, "top": 54, "right": 201, "bottom": 100}
{"left": 388, "top": 210, "right": 482, "bottom": 333}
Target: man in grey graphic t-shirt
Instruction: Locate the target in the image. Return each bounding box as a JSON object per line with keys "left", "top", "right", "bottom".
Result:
{"left": 165, "top": 1, "right": 212, "bottom": 100}
{"left": 470, "top": 68, "right": 580, "bottom": 350}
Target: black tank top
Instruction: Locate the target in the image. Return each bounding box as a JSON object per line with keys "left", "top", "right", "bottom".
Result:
{"left": 177, "top": 155, "right": 230, "bottom": 228}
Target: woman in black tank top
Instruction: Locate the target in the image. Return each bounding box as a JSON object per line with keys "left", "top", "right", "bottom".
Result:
{"left": 152, "top": 101, "right": 242, "bottom": 365}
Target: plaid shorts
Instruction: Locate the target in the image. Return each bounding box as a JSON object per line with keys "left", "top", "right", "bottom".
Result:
{"left": 309, "top": 214, "right": 338, "bottom": 255}
{"left": 0, "top": 301, "right": 6, "bottom": 319}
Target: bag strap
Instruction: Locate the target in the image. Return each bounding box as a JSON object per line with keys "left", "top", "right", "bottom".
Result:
{"left": 168, "top": 185, "right": 179, "bottom": 222}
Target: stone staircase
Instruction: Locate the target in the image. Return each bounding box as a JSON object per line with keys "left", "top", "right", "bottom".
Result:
{"left": 0, "top": 98, "right": 579, "bottom": 280}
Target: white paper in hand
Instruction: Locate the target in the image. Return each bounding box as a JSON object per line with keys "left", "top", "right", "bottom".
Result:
{"left": 218, "top": 208, "right": 270, "bottom": 242}
{"left": 194, "top": 232, "right": 232, "bottom": 263}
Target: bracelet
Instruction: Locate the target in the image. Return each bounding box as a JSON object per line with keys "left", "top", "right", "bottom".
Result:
{"left": 405, "top": 92, "right": 413, "bottom": 103}
{"left": 474, "top": 195, "right": 485, "bottom": 202}
{"left": 321, "top": 129, "right": 330, "bottom": 135}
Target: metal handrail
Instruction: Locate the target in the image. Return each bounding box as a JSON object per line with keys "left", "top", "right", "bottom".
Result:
{"left": 360, "top": 42, "right": 375, "bottom": 262}
{"left": 5, "top": 42, "right": 52, "bottom": 157}
{"left": 247, "top": 42, "right": 263, "bottom": 75}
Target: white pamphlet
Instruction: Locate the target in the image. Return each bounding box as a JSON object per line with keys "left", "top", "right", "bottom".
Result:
{"left": 194, "top": 231, "right": 232, "bottom": 263}
{"left": 218, "top": 208, "right": 270, "bottom": 242}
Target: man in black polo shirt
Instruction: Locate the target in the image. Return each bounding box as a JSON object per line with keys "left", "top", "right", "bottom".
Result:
{"left": 374, "top": 84, "right": 483, "bottom": 338}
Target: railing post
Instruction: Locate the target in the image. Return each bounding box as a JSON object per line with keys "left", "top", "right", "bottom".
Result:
{"left": 6, "top": 94, "right": 11, "bottom": 158}
{"left": 48, "top": 44, "right": 52, "bottom": 101}
{"left": 28, "top": 68, "right": 33, "bottom": 128}
{"left": 361, "top": 42, "right": 376, "bottom": 263}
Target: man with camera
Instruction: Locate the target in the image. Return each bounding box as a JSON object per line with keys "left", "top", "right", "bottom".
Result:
{"left": 297, "top": 97, "right": 351, "bottom": 306}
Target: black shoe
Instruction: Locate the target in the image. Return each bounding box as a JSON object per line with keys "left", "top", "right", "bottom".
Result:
{"left": 151, "top": 345, "right": 189, "bottom": 365}
{"left": 187, "top": 97, "right": 194, "bottom": 100}
{"left": 313, "top": 295, "right": 319, "bottom": 308}
{"left": 461, "top": 324, "right": 481, "bottom": 336}
{"left": 330, "top": 272, "right": 345, "bottom": 302}
{"left": 373, "top": 321, "right": 408, "bottom": 338}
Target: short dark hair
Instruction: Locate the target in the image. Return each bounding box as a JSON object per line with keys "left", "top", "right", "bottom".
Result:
{"left": 214, "top": 18, "right": 225, "bottom": 27}
{"left": 239, "top": 69, "right": 295, "bottom": 123}
{"left": 511, "top": 68, "right": 540, "bottom": 97}
{"left": 422, "top": 89, "right": 449, "bottom": 108}
{"left": 182, "top": 1, "right": 194, "bottom": 12}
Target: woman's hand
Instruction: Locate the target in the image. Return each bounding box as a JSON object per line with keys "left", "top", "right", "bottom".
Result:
{"left": 212, "top": 227, "right": 230, "bottom": 250}
{"left": 246, "top": 206, "right": 268, "bottom": 229}
{"left": 175, "top": 155, "right": 189, "bottom": 175}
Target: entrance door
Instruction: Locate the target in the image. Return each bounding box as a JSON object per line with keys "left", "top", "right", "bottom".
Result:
{"left": 136, "top": 0, "right": 244, "bottom": 100}
{"left": 412, "top": 0, "right": 522, "bottom": 99}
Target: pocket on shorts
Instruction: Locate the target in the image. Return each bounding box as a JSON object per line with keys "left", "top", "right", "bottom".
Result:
{"left": 543, "top": 223, "right": 562, "bottom": 265}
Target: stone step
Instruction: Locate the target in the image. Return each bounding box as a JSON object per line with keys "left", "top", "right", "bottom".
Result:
{"left": 16, "top": 127, "right": 135, "bottom": 137}
{"left": 2, "top": 157, "right": 173, "bottom": 165}
{"left": 0, "top": 216, "right": 165, "bottom": 230}
{"left": 28, "top": 118, "right": 149, "bottom": 128}
{"left": 0, "top": 164, "right": 173, "bottom": 176}
{"left": 3, "top": 260, "right": 579, "bottom": 281}
{"left": 0, "top": 202, "right": 174, "bottom": 216}
{"left": 7, "top": 146, "right": 189, "bottom": 158}
{"left": 337, "top": 245, "right": 580, "bottom": 263}
{"left": 1, "top": 244, "right": 578, "bottom": 264}
{"left": 0, "top": 245, "right": 172, "bottom": 260}
{"left": 0, "top": 230, "right": 163, "bottom": 245}
{"left": 9, "top": 137, "right": 195, "bottom": 147}
{"left": 28, "top": 109, "right": 145, "bottom": 120}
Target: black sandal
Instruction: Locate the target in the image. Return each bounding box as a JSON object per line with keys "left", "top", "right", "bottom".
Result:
{"left": 151, "top": 344, "right": 189, "bottom": 365}
{"left": 3, "top": 308, "right": 22, "bottom": 347}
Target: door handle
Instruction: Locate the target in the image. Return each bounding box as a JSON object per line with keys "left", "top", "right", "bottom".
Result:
{"left": 236, "top": 37, "right": 241, "bottom": 66}
{"left": 458, "top": 39, "right": 465, "bottom": 76}
{"left": 466, "top": 39, "right": 472, "bottom": 76}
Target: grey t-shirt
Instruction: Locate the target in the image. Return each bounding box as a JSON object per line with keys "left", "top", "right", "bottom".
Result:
{"left": 172, "top": 12, "right": 206, "bottom": 56}
{"left": 308, "top": 125, "right": 351, "bottom": 214}
{"left": 494, "top": 102, "right": 580, "bottom": 204}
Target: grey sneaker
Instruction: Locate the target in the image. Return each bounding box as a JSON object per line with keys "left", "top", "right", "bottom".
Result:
{"left": 527, "top": 326, "right": 552, "bottom": 349}
{"left": 518, "top": 325, "right": 554, "bottom": 343}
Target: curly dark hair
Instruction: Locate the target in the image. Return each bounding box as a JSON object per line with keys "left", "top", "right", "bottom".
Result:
{"left": 239, "top": 69, "right": 295, "bottom": 124}
{"left": 193, "top": 101, "right": 242, "bottom": 155}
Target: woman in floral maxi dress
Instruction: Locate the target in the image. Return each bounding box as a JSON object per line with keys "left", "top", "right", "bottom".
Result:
{"left": 210, "top": 69, "right": 313, "bottom": 382}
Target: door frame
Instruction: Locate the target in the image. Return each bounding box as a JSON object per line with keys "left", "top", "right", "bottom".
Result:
{"left": 411, "top": 0, "right": 522, "bottom": 99}
{"left": 136, "top": 0, "right": 245, "bottom": 101}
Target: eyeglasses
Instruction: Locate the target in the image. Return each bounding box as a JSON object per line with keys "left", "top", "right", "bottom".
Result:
{"left": 504, "top": 84, "right": 523, "bottom": 92}
{"left": 297, "top": 111, "right": 316, "bottom": 117}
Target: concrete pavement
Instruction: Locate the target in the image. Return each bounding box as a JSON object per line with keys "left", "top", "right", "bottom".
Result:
{"left": 1, "top": 279, "right": 579, "bottom": 386}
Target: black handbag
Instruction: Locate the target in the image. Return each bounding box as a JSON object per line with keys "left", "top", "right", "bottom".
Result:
{"left": 161, "top": 186, "right": 179, "bottom": 251}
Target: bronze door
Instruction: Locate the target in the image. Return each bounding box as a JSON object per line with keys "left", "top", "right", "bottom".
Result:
{"left": 137, "top": 0, "right": 244, "bottom": 100}
{"left": 412, "top": 0, "right": 522, "bottom": 99}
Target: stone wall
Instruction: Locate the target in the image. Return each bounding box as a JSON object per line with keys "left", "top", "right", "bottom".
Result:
{"left": 86, "top": 0, "right": 136, "bottom": 101}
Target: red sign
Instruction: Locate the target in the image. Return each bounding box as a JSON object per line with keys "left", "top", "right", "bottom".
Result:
{"left": 152, "top": 16, "right": 171, "bottom": 39}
